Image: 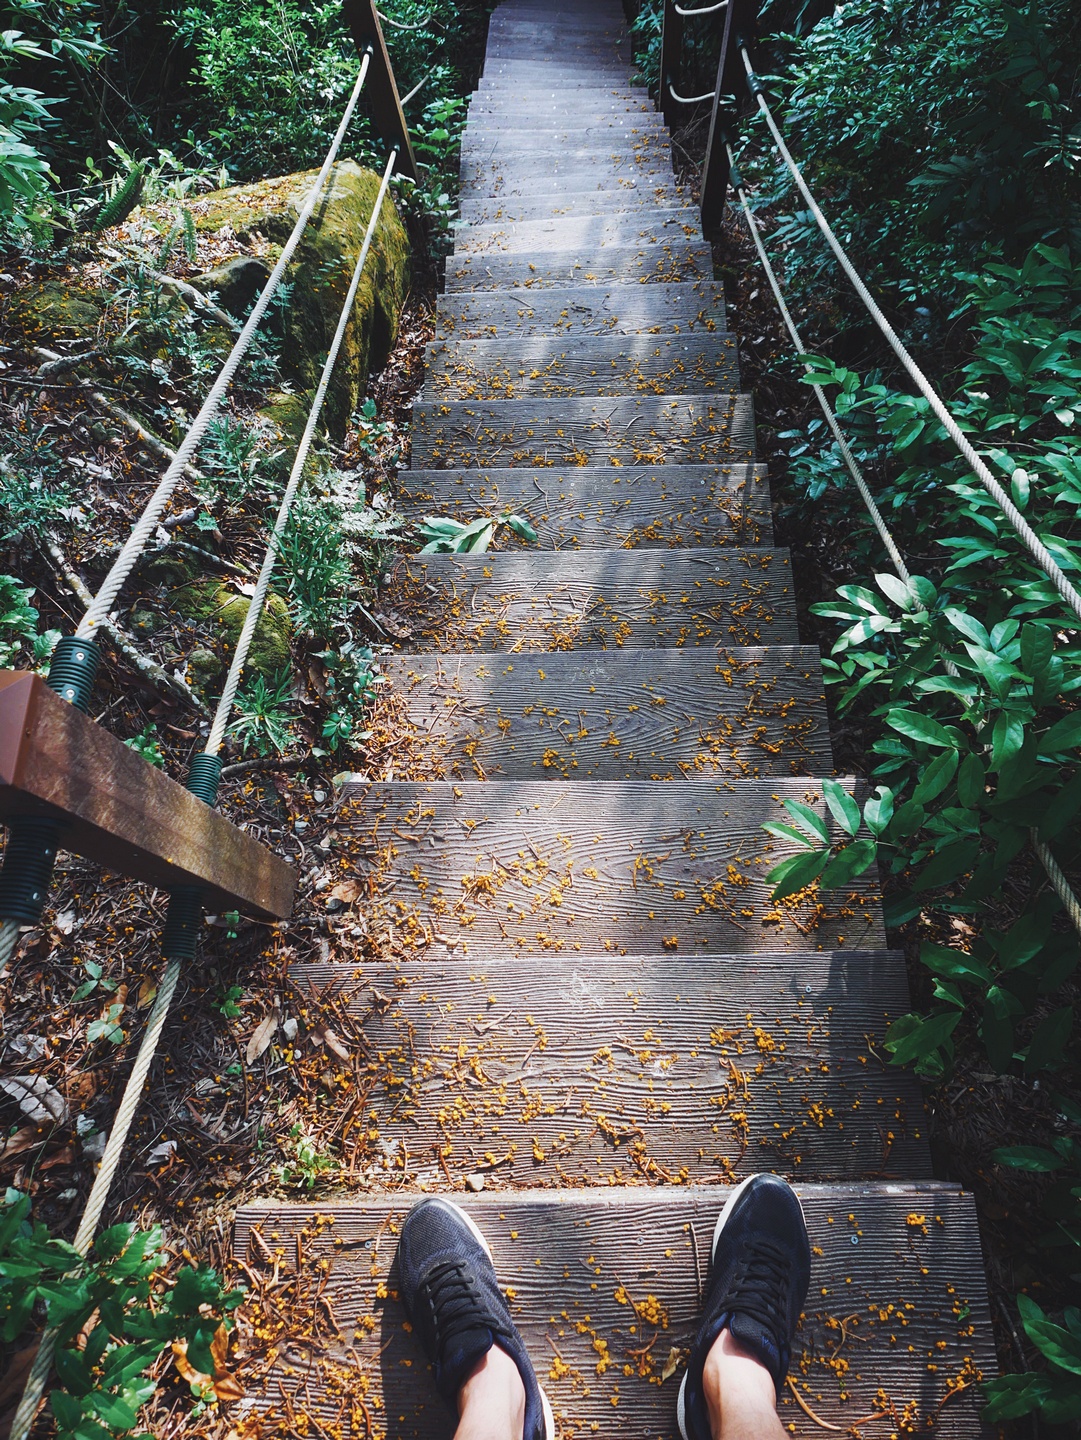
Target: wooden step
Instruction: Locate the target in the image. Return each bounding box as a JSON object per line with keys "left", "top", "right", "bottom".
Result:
{"left": 443, "top": 245, "right": 712, "bottom": 292}
{"left": 235, "top": 1183, "right": 992, "bottom": 1439}
{"left": 455, "top": 212, "right": 701, "bottom": 256}
{"left": 460, "top": 155, "right": 675, "bottom": 194}
{"left": 286, "top": 948, "right": 930, "bottom": 1184}
{"left": 333, "top": 779, "right": 885, "bottom": 954}
{"left": 381, "top": 645, "right": 829, "bottom": 780}
{"left": 468, "top": 95, "right": 656, "bottom": 115}
{"left": 399, "top": 462, "right": 771, "bottom": 548}
{"left": 435, "top": 282, "right": 722, "bottom": 341}
{"left": 411, "top": 394, "right": 754, "bottom": 469}
{"left": 381, "top": 548, "right": 795, "bottom": 651}
{"left": 465, "top": 111, "right": 666, "bottom": 133}
{"left": 458, "top": 187, "right": 689, "bottom": 223}
{"left": 423, "top": 333, "right": 737, "bottom": 400}
{"left": 460, "top": 126, "right": 671, "bottom": 156}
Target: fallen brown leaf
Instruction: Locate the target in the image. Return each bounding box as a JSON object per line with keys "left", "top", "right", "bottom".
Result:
{"left": 245, "top": 1015, "right": 278, "bottom": 1065}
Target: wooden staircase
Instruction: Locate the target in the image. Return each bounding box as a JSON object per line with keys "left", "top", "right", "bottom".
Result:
{"left": 237, "top": 1, "right": 995, "bottom": 1433}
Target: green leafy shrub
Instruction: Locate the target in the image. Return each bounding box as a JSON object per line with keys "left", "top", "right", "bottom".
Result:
{"left": 417, "top": 509, "right": 537, "bottom": 554}
{"left": 0, "top": 1191, "right": 243, "bottom": 1439}
{"left": 0, "top": 574, "right": 60, "bottom": 668}
{"left": 229, "top": 670, "right": 297, "bottom": 756}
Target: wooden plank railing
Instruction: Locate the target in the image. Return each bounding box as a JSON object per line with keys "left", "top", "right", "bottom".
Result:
{"left": 341, "top": 0, "right": 419, "bottom": 179}
{"left": 658, "top": 0, "right": 760, "bottom": 237}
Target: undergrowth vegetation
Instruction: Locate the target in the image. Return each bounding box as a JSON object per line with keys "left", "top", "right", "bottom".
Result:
{"left": 629, "top": 0, "right": 1081, "bottom": 1425}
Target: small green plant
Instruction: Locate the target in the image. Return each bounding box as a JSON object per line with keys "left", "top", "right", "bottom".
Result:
{"left": 71, "top": 958, "right": 119, "bottom": 1004}
{"left": 0, "top": 1191, "right": 243, "bottom": 1439}
{"left": 92, "top": 161, "right": 145, "bottom": 231}
{"left": 213, "top": 984, "right": 243, "bottom": 1019}
{"left": 316, "top": 641, "right": 382, "bottom": 753}
{"left": 416, "top": 509, "right": 537, "bottom": 555}
{"left": 0, "top": 575, "right": 59, "bottom": 669}
{"left": 278, "top": 1124, "right": 337, "bottom": 1191}
{"left": 229, "top": 671, "right": 296, "bottom": 756}
{"left": 123, "top": 724, "right": 165, "bottom": 769}
{"left": 197, "top": 415, "right": 274, "bottom": 507}
{"left": 87, "top": 1002, "right": 125, "bottom": 1046}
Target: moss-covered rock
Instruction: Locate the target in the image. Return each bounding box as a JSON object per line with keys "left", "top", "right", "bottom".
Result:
{"left": 6, "top": 280, "right": 103, "bottom": 340}
{"left": 188, "top": 646, "right": 224, "bottom": 692}
{"left": 170, "top": 581, "right": 293, "bottom": 680}
{"left": 187, "top": 161, "right": 410, "bottom": 434}
{"left": 258, "top": 390, "right": 312, "bottom": 445}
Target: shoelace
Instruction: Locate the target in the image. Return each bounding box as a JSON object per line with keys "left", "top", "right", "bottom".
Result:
{"left": 726, "top": 1237, "right": 792, "bottom": 1344}
{"left": 422, "top": 1260, "right": 488, "bottom": 1349}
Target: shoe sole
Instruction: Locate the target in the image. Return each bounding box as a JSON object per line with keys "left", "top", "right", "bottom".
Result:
{"left": 675, "top": 1175, "right": 808, "bottom": 1440}
{"left": 427, "top": 1198, "right": 556, "bottom": 1440}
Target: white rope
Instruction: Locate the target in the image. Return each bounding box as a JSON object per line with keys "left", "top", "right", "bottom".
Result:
{"left": 377, "top": 8, "right": 431, "bottom": 29}
{"left": 74, "top": 50, "right": 373, "bottom": 642}
{"left": 668, "top": 82, "right": 717, "bottom": 104}
{"left": 0, "top": 918, "right": 19, "bottom": 981}
{"left": 674, "top": 0, "right": 728, "bottom": 15}
{"left": 726, "top": 145, "right": 910, "bottom": 583}
{"left": 400, "top": 69, "right": 432, "bottom": 106}
{"left": 9, "top": 957, "right": 182, "bottom": 1440}
{"left": 740, "top": 46, "right": 1081, "bottom": 629}
{"left": 728, "top": 138, "right": 1081, "bottom": 942}
{"left": 204, "top": 148, "right": 398, "bottom": 757}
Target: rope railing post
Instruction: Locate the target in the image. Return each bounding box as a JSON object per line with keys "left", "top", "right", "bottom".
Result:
{"left": 738, "top": 44, "right": 1081, "bottom": 630}
{"left": 728, "top": 145, "right": 1081, "bottom": 945}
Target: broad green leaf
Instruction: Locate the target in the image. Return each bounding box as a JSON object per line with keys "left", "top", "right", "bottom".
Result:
{"left": 781, "top": 799, "right": 829, "bottom": 844}
{"left": 1039, "top": 712, "right": 1081, "bottom": 755}
{"left": 956, "top": 753, "right": 986, "bottom": 809}
{"left": 874, "top": 571, "right": 911, "bottom": 609}
{"left": 761, "top": 822, "right": 817, "bottom": 849}
{"left": 993, "top": 1145, "right": 1065, "bottom": 1172}
{"left": 982, "top": 1372, "right": 1051, "bottom": 1421}
{"left": 886, "top": 708, "right": 952, "bottom": 747}
{"left": 862, "top": 785, "right": 894, "bottom": 837}
{"left": 1018, "top": 1294, "right": 1081, "bottom": 1375}
{"left": 1020, "top": 623, "right": 1054, "bottom": 681}
{"left": 913, "top": 836, "right": 980, "bottom": 890}
{"left": 885, "top": 1009, "right": 960, "bottom": 1066}
{"left": 921, "top": 942, "right": 990, "bottom": 985}
{"left": 818, "top": 838, "right": 876, "bottom": 890}
{"left": 1023, "top": 1006, "right": 1073, "bottom": 1073}
{"left": 766, "top": 848, "right": 829, "bottom": 901}
{"left": 912, "top": 750, "right": 959, "bottom": 805}
{"left": 822, "top": 778, "right": 861, "bottom": 836}
{"left": 944, "top": 607, "right": 989, "bottom": 647}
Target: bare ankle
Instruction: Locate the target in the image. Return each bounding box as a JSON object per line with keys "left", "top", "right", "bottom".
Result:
{"left": 456, "top": 1344, "right": 526, "bottom": 1440}
{"left": 702, "top": 1329, "right": 782, "bottom": 1438}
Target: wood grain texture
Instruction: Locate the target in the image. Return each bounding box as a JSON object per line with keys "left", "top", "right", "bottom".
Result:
{"left": 234, "top": 1184, "right": 994, "bottom": 1439}
{"left": 458, "top": 187, "right": 689, "bottom": 224}
{"left": 435, "top": 282, "right": 722, "bottom": 341}
{"left": 460, "top": 128, "right": 673, "bottom": 160}
{"left": 381, "top": 646, "right": 829, "bottom": 780}
{"left": 442, "top": 247, "right": 713, "bottom": 293}
{"left": 455, "top": 212, "right": 700, "bottom": 256}
{"left": 381, "top": 548, "right": 795, "bottom": 651}
{"left": 334, "top": 779, "right": 886, "bottom": 954}
{"left": 460, "top": 159, "right": 677, "bottom": 198}
{"left": 398, "top": 463, "right": 772, "bottom": 548}
{"left": 0, "top": 670, "right": 295, "bottom": 918}
{"left": 411, "top": 395, "right": 754, "bottom": 469}
{"left": 288, "top": 949, "right": 929, "bottom": 1184}
{"left": 422, "top": 333, "right": 738, "bottom": 401}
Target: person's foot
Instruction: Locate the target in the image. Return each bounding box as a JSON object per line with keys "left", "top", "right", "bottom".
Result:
{"left": 397, "top": 1198, "right": 554, "bottom": 1440}
{"left": 678, "top": 1173, "right": 811, "bottom": 1440}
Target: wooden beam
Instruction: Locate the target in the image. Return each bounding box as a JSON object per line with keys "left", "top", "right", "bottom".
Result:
{"left": 340, "top": 0, "right": 419, "bottom": 180}
{"left": 0, "top": 671, "right": 295, "bottom": 920}
{"left": 701, "top": 0, "right": 759, "bottom": 237}
{"left": 658, "top": 0, "right": 684, "bottom": 130}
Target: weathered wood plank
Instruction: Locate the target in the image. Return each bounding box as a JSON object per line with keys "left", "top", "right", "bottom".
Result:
{"left": 423, "top": 333, "right": 737, "bottom": 401}
{"left": 0, "top": 671, "right": 295, "bottom": 918}
{"left": 333, "top": 779, "right": 885, "bottom": 954}
{"left": 411, "top": 394, "right": 755, "bottom": 468}
{"left": 381, "top": 548, "right": 795, "bottom": 650}
{"left": 458, "top": 187, "right": 689, "bottom": 224}
{"left": 233, "top": 1184, "right": 994, "bottom": 1439}
{"left": 442, "top": 246, "right": 712, "bottom": 293}
{"left": 435, "top": 282, "right": 721, "bottom": 340}
{"left": 381, "top": 646, "right": 829, "bottom": 779}
{"left": 454, "top": 211, "right": 703, "bottom": 256}
{"left": 399, "top": 462, "right": 772, "bottom": 548}
{"left": 460, "top": 128, "right": 672, "bottom": 159}
{"left": 289, "top": 948, "right": 929, "bottom": 1184}
{"left": 460, "top": 158, "right": 677, "bottom": 198}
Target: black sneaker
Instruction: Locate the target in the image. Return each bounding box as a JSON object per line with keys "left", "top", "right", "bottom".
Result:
{"left": 397, "top": 1197, "right": 554, "bottom": 1440}
{"left": 678, "top": 1173, "right": 811, "bottom": 1439}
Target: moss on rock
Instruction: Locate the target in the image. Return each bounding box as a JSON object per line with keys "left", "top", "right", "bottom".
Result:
{"left": 189, "top": 161, "right": 410, "bottom": 434}
{"left": 170, "top": 581, "right": 293, "bottom": 680}
{"left": 6, "top": 280, "right": 103, "bottom": 340}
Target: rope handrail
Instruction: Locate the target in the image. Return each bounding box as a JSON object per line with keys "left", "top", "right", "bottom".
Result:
{"left": 674, "top": 0, "right": 728, "bottom": 15}
{"left": 738, "top": 43, "right": 1081, "bottom": 630}
{"left": 6, "top": 145, "right": 400, "bottom": 1440}
{"left": 727, "top": 144, "right": 1081, "bottom": 944}
{"left": 376, "top": 8, "right": 431, "bottom": 29}
{"left": 668, "top": 81, "right": 718, "bottom": 104}
{"left": 400, "top": 69, "right": 432, "bottom": 106}
{"left": 74, "top": 48, "right": 374, "bottom": 641}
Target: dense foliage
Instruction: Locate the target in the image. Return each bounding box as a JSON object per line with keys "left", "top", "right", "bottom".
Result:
{"left": 0, "top": 0, "right": 491, "bottom": 242}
